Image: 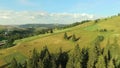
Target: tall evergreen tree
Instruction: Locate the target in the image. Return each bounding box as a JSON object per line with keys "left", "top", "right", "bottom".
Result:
{"left": 72, "top": 34, "right": 76, "bottom": 41}
{"left": 64, "top": 32, "right": 68, "bottom": 40}
{"left": 31, "top": 48, "right": 39, "bottom": 68}
{"left": 23, "top": 60, "right": 27, "bottom": 68}
{"left": 81, "top": 48, "right": 89, "bottom": 68}
{"left": 87, "top": 36, "right": 103, "bottom": 68}
{"left": 50, "top": 29, "right": 53, "bottom": 33}
{"left": 10, "top": 58, "right": 18, "bottom": 68}
{"left": 37, "top": 59, "right": 44, "bottom": 68}
{"left": 56, "top": 48, "right": 69, "bottom": 68}
{"left": 95, "top": 55, "right": 106, "bottom": 68}
{"left": 18, "top": 63, "right": 23, "bottom": 68}
{"left": 43, "top": 51, "right": 52, "bottom": 68}
{"left": 66, "top": 44, "right": 81, "bottom": 68}
{"left": 108, "top": 59, "right": 115, "bottom": 68}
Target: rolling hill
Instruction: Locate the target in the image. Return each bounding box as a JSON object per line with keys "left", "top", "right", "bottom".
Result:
{"left": 1, "top": 15, "right": 120, "bottom": 67}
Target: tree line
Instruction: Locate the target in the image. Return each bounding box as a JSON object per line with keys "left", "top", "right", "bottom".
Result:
{"left": 0, "top": 28, "right": 54, "bottom": 49}
{"left": 8, "top": 35, "right": 120, "bottom": 68}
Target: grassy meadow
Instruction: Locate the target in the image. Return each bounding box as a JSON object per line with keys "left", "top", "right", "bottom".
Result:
{"left": 1, "top": 15, "right": 120, "bottom": 67}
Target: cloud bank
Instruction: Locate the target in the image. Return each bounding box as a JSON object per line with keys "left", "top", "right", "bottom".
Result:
{"left": 0, "top": 10, "right": 98, "bottom": 25}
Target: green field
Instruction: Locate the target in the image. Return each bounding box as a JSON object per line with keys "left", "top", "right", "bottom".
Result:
{"left": 1, "top": 15, "right": 120, "bottom": 66}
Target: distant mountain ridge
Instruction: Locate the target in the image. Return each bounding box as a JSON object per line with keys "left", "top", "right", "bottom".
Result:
{"left": 18, "top": 24, "right": 67, "bottom": 28}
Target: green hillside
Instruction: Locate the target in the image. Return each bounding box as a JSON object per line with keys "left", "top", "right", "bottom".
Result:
{"left": 1, "top": 15, "right": 120, "bottom": 67}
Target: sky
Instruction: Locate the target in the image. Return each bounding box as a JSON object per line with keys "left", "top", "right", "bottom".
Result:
{"left": 0, "top": 0, "right": 120, "bottom": 25}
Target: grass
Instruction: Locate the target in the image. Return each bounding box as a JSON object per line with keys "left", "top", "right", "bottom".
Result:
{"left": 4, "top": 52, "right": 27, "bottom": 63}
{"left": 1, "top": 15, "right": 120, "bottom": 66}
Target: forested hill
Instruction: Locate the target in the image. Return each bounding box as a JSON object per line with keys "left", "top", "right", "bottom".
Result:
{"left": 1, "top": 14, "right": 120, "bottom": 68}
{"left": 18, "top": 24, "right": 67, "bottom": 28}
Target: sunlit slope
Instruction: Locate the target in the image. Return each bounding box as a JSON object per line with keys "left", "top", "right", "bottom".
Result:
{"left": 1, "top": 15, "right": 120, "bottom": 65}
{"left": 0, "top": 25, "right": 6, "bottom": 31}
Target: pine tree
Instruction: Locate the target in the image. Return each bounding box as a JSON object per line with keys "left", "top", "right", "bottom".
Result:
{"left": 10, "top": 58, "right": 18, "bottom": 68}
{"left": 108, "top": 59, "right": 115, "bottom": 68}
{"left": 50, "top": 29, "right": 53, "bottom": 33}
{"left": 51, "top": 59, "right": 56, "bottom": 68}
{"left": 81, "top": 48, "right": 89, "bottom": 68}
{"left": 87, "top": 36, "right": 104, "bottom": 68}
{"left": 66, "top": 44, "right": 82, "bottom": 68}
{"left": 57, "top": 48, "right": 69, "bottom": 68}
{"left": 95, "top": 55, "right": 106, "bottom": 68}
{"left": 23, "top": 60, "right": 27, "bottom": 68}
{"left": 72, "top": 34, "right": 76, "bottom": 41}
{"left": 18, "top": 63, "right": 23, "bottom": 68}
{"left": 43, "top": 51, "right": 52, "bottom": 68}
{"left": 40, "top": 46, "right": 51, "bottom": 60}
{"left": 64, "top": 32, "right": 68, "bottom": 39}
{"left": 103, "top": 39, "right": 111, "bottom": 68}
{"left": 37, "top": 59, "right": 44, "bottom": 68}
{"left": 87, "top": 45, "right": 98, "bottom": 68}
{"left": 31, "top": 48, "right": 39, "bottom": 68}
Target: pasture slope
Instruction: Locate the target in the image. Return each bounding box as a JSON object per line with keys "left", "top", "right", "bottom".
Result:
{"left": 1, "top": 15, "right": 120, "bottom": 66}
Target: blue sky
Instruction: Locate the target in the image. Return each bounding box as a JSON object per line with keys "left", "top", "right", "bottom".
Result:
{"left": 0, "top": 0, "right": 120, "bottom": 16}
{"left": 0, "top": 0, "right": 120, "bottom": 25}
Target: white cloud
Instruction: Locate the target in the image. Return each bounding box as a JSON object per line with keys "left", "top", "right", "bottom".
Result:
{"left": 0, "top": 10, "right": 99, "bottom": 25}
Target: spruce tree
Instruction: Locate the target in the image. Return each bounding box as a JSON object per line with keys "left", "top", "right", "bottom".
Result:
{"left": 50, "top": 29, "right": 53, "bottom": 33}
{"left": 23, "top": 60, "right": 27, "bottom": 68}
{"left": 66, "top": 44, "right": 82, "bottom": 68}
{"left": 81, "top": 48, "right": 89, "bottom": 68}
{"left": 87, "top": 45, "right": 98, "bottom": 68}
{"left": 95, "top": 55, "right": 106, "bottom": 68}
{"left": 18, "top": 63, "right": 23, "bottom": 68}
{"left": 72, "top": 34, "right": 76, "bottom": 41}
{"left": 64, "top": 32, "right": 68, "bottom": 40}
{"left": 10, "top": 58, "right": 18, "bottom": 68}
{"left": 43, "top": 51, "right": 52, "bottom": 68}
{"left": 31, "top": 48, "right": 39, "bottom": 68}
{"left": 37, "top": 59, "right": 44, "bottom": 68}
{"left": 108, "top": 59, "right": 115, "bottom": 68}
{"left": 57, "top": 48, "right": 69, "bottom": 68}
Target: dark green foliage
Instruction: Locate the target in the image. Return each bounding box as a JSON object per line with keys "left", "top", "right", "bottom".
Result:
{"left": 9, "top": 36, "right": 120, "bottom": 68}
{"left": 17, "top": 63, "right": 23, "bottom": 68}
{"left": 72, "top": 34, "right": 76, "bottom": 42}
{"left": 0, "top": 28, "right": 55, "bottom": 49}
{"left": 67, "top": 35, "right": 72, "bottom": 40}
{"left": 72, "top": 34, "right": 80, "bottom": 42}
{"left": 10, "top": 58, "right": 18, "bottom": 68}
{"left": 31, "top": 48, "right": 39, "bottom": 68}
{"left": 42, "top": 52, "right": 52, "bottom": 68}
{"left": 40, "top": 46, "right": 51, "bottom": 60}
{"left": 99, "top": 28, "right": 107, "bottom": 32}
{"left": 66, "top": 44, "right": 82, "bottom": 68}
{"left": 9, "top": 58, "right": 27, "bottom": 68}
{"left": 64, "top": 32, "right": 73, "bottom": 40}
{"left": 64, "top": 32, "right": 68, "bottom": 40}
{"left": 95, "top": 55, "right": 106, "bottom": 68}
{"left": 50, "top": 29, "right": 53, "bottom": 33}
{"left": 87, "top": 36, "right": 104, "bottom": 68}
{"left": 118, "top": 13, "right": 120, "bottom": 16}
{"left": 23, "top": 60, "right": 27, "bottom": 68}
{"left": 56, "top": 48, "right": 69, "bottom": 68}
{"left": 87, "top": 46, "right": 98, "bottom": 68}
{"left": 108, "top": 59, "right": 115, "bottom": 68}
{"left": 61, "top": 20, "right": 91, "bottom": 29}
{"left": 81, "top": 48, "right": 89, "bottom": 68}
{"left": 94, "top": 19, "right": 100, "bottom": 23}
{"left": 19, "top": 24, "right": 66, "bottom": 29}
